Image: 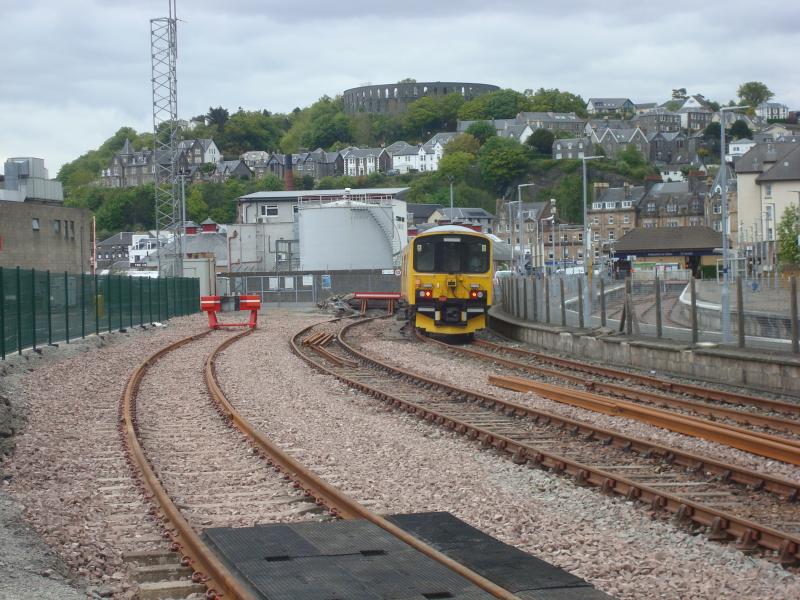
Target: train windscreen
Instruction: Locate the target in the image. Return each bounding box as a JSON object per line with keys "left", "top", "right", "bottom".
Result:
{"left": 413, "top": 235, "right": 489, "bottom": 274}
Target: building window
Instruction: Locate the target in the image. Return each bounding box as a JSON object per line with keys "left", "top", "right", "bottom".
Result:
{"left": 647, "top": 203, "right": 655, "bottom": 212}
{"left": 53, "top": 220, "right": 61, "bottom": 234}
{"left": 604, "top": 202, "right": 616, "bottom": 209}
{"left": 713, "top": 204, "right": 722, "bottom": 214}
{"left": 32, "top": 218, "right": 40, "bottom": 231}
{"left": 608, "top": 216, "right": 614, "bottom": 225}
{"left": 667, "top": 204, "right": 677, "bottom": 213}
{"left": 623, "top": 215, "right": 630, "bottom": 224}
{"left": 621, "top": 201, "right": 632, "bottom": 208}
{"left": 593, "top": 232, "right": 599, "bottom": 241}
{"left": 592, "top": 202, "right": 602, "bottom": 210}
{"left": 608, "top": 230, "right": 615, "bottom": 240}
{"left": 592, "top": 216, "right": 599, "bottom": 225}
{"left": 262, "top": 205, "right": 279, "bottom": 217}
{"left": 765, "top": 184, "right": 772, "bottom": 198}
{"left": 69, "top": 221, "right": 75, "bottom": 239}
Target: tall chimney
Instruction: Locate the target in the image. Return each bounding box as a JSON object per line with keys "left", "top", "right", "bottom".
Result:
{"left": 284, "top": 153, "right": 294, "bottom": 191}
{"left": 592, "top": 182, "right": 609, "bottom": 202}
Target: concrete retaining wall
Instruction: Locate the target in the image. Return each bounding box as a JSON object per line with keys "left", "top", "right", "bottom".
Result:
{"left": 489, "top": 306, "right": 800, "bottom": 397}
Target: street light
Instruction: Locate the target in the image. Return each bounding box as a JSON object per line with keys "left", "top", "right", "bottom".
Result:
{"left": 550, "top": 199, "right": 557, "bottom": 276}
{"left": 517, "top": 183, "right": 536, "bottom": 273}
{"left": 581, "top": 155, "right": 603, "bottom": 273}
{"left": 719, "top": 105, "right": 748, "bottom": 343}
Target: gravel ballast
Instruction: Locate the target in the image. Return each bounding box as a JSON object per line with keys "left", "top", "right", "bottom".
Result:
{"left": 1, "top": 317, "right": 208, "bottom": 598}
{"left": 215, "top": 312, "right": 800, "bottom": 600}
{"left": 3, "top": 309, "right": 800, "bottom": 599}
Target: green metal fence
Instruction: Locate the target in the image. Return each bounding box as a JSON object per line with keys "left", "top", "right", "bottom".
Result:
{"left": 0, "top": 266, "right": 200, "bottom": 359}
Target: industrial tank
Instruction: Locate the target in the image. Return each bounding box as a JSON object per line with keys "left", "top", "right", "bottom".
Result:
{"left": 299, "top": 200, "right": 407, "bottom": 270}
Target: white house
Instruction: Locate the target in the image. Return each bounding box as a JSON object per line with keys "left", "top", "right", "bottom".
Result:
{"left": 391, "top": 144, "right": 440, "bottom": 173}
{"left": 756, "top": 102, "right": 789, "bottom": 121}
{"left": 725, "top": 138, "right": 756, "bottom": 163}
{"left": 341, "top": 148, "right": 387, "bottom": 176}
{"left": 177, "top": 139, "right": 221, "bottom": 165}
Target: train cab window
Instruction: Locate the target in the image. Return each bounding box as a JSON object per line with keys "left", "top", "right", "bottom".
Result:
{"left": 415, "top": 239, "right": 436, "bottom": 272}
{"left": 414, "top": 234, "right": 489, "bottom": 274}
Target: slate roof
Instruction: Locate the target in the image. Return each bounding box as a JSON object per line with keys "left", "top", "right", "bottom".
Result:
{"left": 614, "top": 227, "right": 721, "bottom": 253}
{"left": 425, "top": 132, "right": 459, "bottom": 145}
{"left": 407, "top": 203, "right": 443, "bottom": 220}
{"left": 588, "top": 98, "right": 632, "bottom": 109}
{"left": 240, "top": 188, "right": 410, "bottom": 202}
{"left": 438, "top": 207, "right": 495, "bottom": 221}
{"left": 734, "top": 142, "right": 799, "bottom": 174}
{"left": 755, "top": 145, "right": 800, "bottom": 182}
{"left": 341, "top": 148, "right": 384, "bottom": 158}
{"left": 517, "top": 112, "right": 583, "bottom": 123}
{"left": 596, "top": 186, "right": 646, "bottom": 205}
{"left": 98, "top": 232, "right": 135, "bottom": 247}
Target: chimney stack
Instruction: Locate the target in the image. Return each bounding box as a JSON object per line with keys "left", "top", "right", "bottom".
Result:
{"left": 284, "top": 153, "right": 294, "bottom": 191}
{"left": 592, "top": 182, "right": 609, "bottom": 202}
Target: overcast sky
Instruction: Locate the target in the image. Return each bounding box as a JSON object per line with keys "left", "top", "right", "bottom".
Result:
{"left": 2, "top": 0, "right": 798, "bottom": 176}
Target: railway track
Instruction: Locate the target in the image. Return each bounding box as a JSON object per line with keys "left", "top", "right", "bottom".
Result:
{"left": 295, "top": 317, "right": 800, "bottom": 566}
{"left": 120, "top": 327, "right": 519, "bottom": 599}
{"left": 411, "top": 332, "right": 800, "bottom": 463}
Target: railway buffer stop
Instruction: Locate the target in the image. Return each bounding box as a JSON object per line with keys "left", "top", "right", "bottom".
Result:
{"left": 201, "top": 295, "right": 261, "bottom": 329}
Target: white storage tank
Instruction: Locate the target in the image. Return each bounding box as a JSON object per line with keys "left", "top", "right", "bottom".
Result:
{"left": 299, "top": 199, "right": 407, "bottom": 270}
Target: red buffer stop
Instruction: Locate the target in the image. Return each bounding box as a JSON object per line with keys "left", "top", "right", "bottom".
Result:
{"left": 200, "top": 295, "right": 261, "bottom": 329}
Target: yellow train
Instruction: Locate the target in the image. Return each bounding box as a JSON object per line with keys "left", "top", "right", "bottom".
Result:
{"left": 401, "top": 225, "right": 493, "bottom": 336}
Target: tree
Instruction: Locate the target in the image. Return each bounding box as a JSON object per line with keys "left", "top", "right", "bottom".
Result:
{"left": 526, "top": 88, "right": 587, "bottom": 117}
{"left": 777, "top": 206, "right": 800, "bottom": 267}
{"left": 206, "top": 106, "right": 230, "bottom": 131}
{"left": 439, "top": 151, "right": 475, "bottom": 181}
{"left": 526, "top": 128, "right": 555, "bottom": 155}
{"left": 617, "top": 145, "right": 646, "bottom": 168}
{"left": 737, "top": 81, "right": 774, "bottom": 108}
{"left": 728, "top": 119, "right": 753, "bottom": 140}
{"left": 465, "top": 121, "right": 496, "bottom": 145}
{"left": 458, "top": 89, "right": 530, "bottom": 120}
{"left": 477, "top": 137, "right": 530, "bottom": 192}
{"left": 703, "top": 122, "right": 722, "bottom": 158}
{"left": 443, "top": 133, "right": 480, "bottom": 157}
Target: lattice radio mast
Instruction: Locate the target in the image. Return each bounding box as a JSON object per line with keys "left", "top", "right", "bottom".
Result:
{"left": 151, "top": 0, "right": 181, "bottom": 277}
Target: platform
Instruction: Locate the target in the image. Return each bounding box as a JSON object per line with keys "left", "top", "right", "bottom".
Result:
{"left": 203, "top": 512, "right": 610, "bottom": 600}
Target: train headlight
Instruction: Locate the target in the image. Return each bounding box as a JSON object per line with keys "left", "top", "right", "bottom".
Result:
{"left": 419, "top": 290, "right": 432, "bottom": 298}
{"left": 469, "top": 290, "right": 485, "bottom": 299}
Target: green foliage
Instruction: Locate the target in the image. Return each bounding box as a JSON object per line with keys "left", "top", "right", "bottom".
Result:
{"left": 526, "top": 88, "right": 587, "bottom": 117}
{"left": 280, "top": 96, "right": 353, "bottom": 153}
{"left": 526, "top": 129, "right": 555, "bottom": 156}
{"left": 536, "top": 172, "right": 583, "bottom": 224}
{"left": 458, "top": 89, "right": 530, "bottom": 120}
{"left": 728, "top": 119, "right": 753, "bottom": 140}
{"left": 616, "top": 145, "right": 646, "bottom": 168}
{"left": 214, "top": 110, "right": 286, "bottom": 156}
{"left": 477, "top": 137, "right": 530, "bottom": 192}
{"left": 737, "top": 81, "right": 774, "bottom": 107}
{"left": 206, "top": 106, "right": 230, "bottom": 130}
{"left": 439, "top": 152, "right": 475, "bottom": 181}
{"left": 777, "top": 206, "right": 800, "bottom": 267}
{"left": 444, "top": 133, "right": 480, "bottom": 157}
{"left": 465, "top": 122, "right": 496, "bottom": 145}
{"left": 57, "top": 126, "right": 151, "bottom": 192}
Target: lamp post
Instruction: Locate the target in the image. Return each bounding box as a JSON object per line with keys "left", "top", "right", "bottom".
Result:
{"left": 719, "top": 106, "right": 747, "bottom": 343}
{"left": 517, "top": 183, "right": 536, "bottom": 274}
{"left": 581, "top": 156, "right": 603, "bottom": 272}
{"left": 550, "top": 199, "right": 557, "bottom": 276}
{"left": 448, "top": 176, "right": 454, "bottom": 213}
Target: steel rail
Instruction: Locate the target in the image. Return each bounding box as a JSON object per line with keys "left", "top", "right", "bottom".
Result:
{"left": 212, "top": 324, "right": 521, "bottom": 600}
{"left": 471, "top": 338, "right": 800, "bottom": 415}
{"left": 120, "top": 330, "right": 258, "bottom": 600}
{"left": 327, "top": 318, "right": 800, "bottom": 564}
{"left": 418, "top": 331, "right": 800, "bottom": 436}
{"left": 490, "top": 374, "right": 800, "bottom": 465}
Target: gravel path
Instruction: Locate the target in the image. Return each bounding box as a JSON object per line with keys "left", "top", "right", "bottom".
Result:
{"left": 215, "top": 312, "right": 800, "bottom": 600}
{"left": 1, "top": 316, "right": 208, "bottom": 598}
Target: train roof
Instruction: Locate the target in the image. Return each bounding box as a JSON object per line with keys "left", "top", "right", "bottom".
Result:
{"left": 418, "top": 225, "right": 489, "bottom": 236}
